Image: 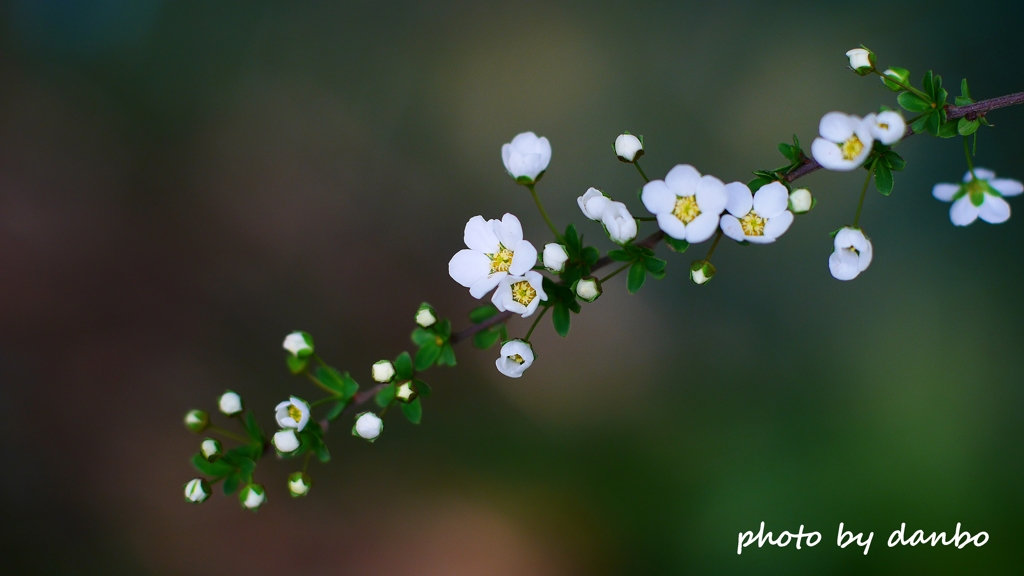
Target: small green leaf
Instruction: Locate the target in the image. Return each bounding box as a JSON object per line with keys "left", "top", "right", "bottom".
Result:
{"left": 910, "top": 114, "right": 930, "bottom": 134}
{"left": 581, "top": 246, "right": 600, "bottom": 266}
{"left": 394, "top": 351, "right": 413, "bottom": 380}
{"left": 552, "top": 303, "right": 570, "bottom": 337}
{"left": 644, "top": 257, "right": 666, "bottom": 273}
{"left": 412, "top": 378, "right": 432, "bottom": 398}
{"left": 608, "top": 249, "right": 632, "bottom": 262}
{"left": 922, "top": 70, "right": 934, "bottom": 97}
{"left": 958, "top": 117, "right": 980, "bottom": 136}
{"left": 925, "top": 112, "right": 941, "bottom": 136}
{"left": 415, "top": 342, "right": 441, "bottom": 371}
{"left": 192, "top": 453, "right": 235, "bottom": 477}
{"left": 897, "top": 92, "right": 931, "bottom": 112}
{"left": 315, "top": 366, "right": 347, "bottom": 394}
{"left": 401, "top": 398, "right": 422, "bottom": 424}
{"left": 315, "top": 442, "right": 330, "bottom": 463}
{"left": 778, "top": 143, "right": 799, "bottom": 163}
{"left": 747, "top": 176, "right": 773, "bottom": 193}
{"left": 627, "top": 260, "right": 647, "bottom": 294}
{"left": 223, "top": 472, "right": 241, "bottom": 496}
{"left": 325, "top": 400, "right": 347, "bottom": 421}
{"left": 473, "top": 328, "right": 503, "bottom": 350}
{"left": 376, "top": 383, "right": 396, "bottom": 407}
{"left": 874, "top": 163, "right": 893, "bottom": 196}
{"left": 411, "top": 327, "right": 434, "bottom": 346}
{"left": 287, "top": 354, "right": 309, "bottom": 375}
{"left": 469, "top": 304, "right": 500, "bottom": 323}
{"left": 438, "top": 343, "right": 456, "bottom": 367}
{"left": 243, "top": 412, "right": 264, "bottom": 445}
{"left": 937, "top": 120, "right": 958, "bottom": 138}
{"left": 665, "top": 236, "right": 689, "bottom": 253}
{"left": 882, "top": 150, "right": 906, "bottom": 171}
{"left": 564, "top": 224, "right": 581, "bottom": 253}
{"left": 340, "top": 372, "right": 359, "bottom": 400}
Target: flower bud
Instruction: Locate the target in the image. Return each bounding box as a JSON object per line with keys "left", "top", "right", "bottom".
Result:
{"left": 282, "top": 331, "right": 313, "bottom": 357}
{"left": 395, "top": 381, "right": 418, "bottom": 403}
{"left": 217, "top": 390, "right": 243, "bottom": 417}
{"left": 273, "top": 429, "right": 300, "bottom": 453}
{"left": 239, "top": 483, "right": 266, "bottom": 510}
{"left": 542, "top": 243, "right": 569, "bottom": 273}
{"left": 415, "top": 303, "right": 437, "bottom": 328}
{"left": 184, "top": 478, "right": 211, "bottom": 503}
{"left": 288, "top": 471, "right": 312, "bottom": 498}
{"left": 353, "top": 412, "right": 383, "bottom": 441}
{"left": 845, "top": 47, "right": 875, "bottom": 75}
{"left": 789, "top": 188, "right": 814, "bottom": 214}
{"left": 184, "top": 409, "right": 209, "bottom": 433}
{"left": 495, "top": 339, "right": 535, "bottom": 378}
{"left": 573, "top": 276, "right": 602, "bottom": 303}
{"left": 200, "top": 437, "right": 223, "bottom": 462}
{"left": 690, "top": 260, "right": 716, "bottom": 285}
{"left": 372, "top": 360, "right": 396, "bottom": 383}
{"left": 881, "top": 67, "right": 910, "bottom": 91}
{"left": 614, "top": 133, "right": 644, "bottom": 162}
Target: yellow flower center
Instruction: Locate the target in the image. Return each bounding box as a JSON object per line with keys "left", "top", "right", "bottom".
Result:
{"left": 288, "top": 405, "right": 303, "bottom": 423}
{"left": 509, "top": 354, "right": 526, "bottom": 365}
{"left": 672, "top": 195, "right": 701, "bottom": 224}
{"left": 740, "top": 212, "right": 766, "bottom": 236}
{"left": 841, "top": 135, "right": 864, "bottom": 160}
{"left": 489, "top": 245, "right": 514, "bottom": 273}
{"left": 878, "top": 123, "right": 889, "bottom": 130}
{"left": 511, "top": 280, "right": 536, "bottom": 306}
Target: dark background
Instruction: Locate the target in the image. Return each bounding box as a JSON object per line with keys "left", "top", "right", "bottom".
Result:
{"left": 2, "top": 1, "right": 1023, "bottom": 574}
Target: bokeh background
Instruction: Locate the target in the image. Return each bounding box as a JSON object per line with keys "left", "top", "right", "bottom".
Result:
{"left": 2, "top": 0, "right": 1023, "bottom": 574}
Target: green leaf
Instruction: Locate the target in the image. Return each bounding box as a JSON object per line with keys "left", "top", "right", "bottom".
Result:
{"left": 643, "top": 257, "right": 666, "bottom": 273}
{"left": 910, "top": 114, "right": 929, "bottom": 134}
{"left": 747, "top": 176, "right": 774, "bottom": 193}
{"left": 394, "top": 351, "right": 413, "bottom": 380}
{"left": 340, "top": 371, "right": 359, "bottom": 400}
{"left": 958, "top": 117, "right": 980, "bottom": 136}
{"left": 649, "top": 268, "right": 666, "bottom": 280}
{"left": 411, "top": 327, "right": 434, "bottom": 346}
{"left": 607, "top": 249, "right": 632, "bottom": 262}
{"left": 325, "top": 400, "right": 347, "bottom": 421}
{"left": 778, "top": 143, "right": 799, "bottom": 163}
{"left": 223, "top": 472, "right": 240, "bottom": 496}
{"left": 473, "top": 328, "right": 503, "bottom": 350}
{"left": 874, "top": 162, "right": 893, "bottom": 196}
{"left": 243, "top": 412, "right": 264, "bottom": 445}
{"left": 287, "top": 354, "right": 309, "bottom": 375}
{"left": 401, "top": 398, "right": 423, "bottom": 424}
{"left": 581, "top": 246, "right": 600, "bottom": 266}
{"left": 897, "top": 92, "right": 931, "bottom": 112}
{"left": 438, "top": 343, "right": 456, "bottom": 367}
{"left": 315, "top": 442, "right": 330, "bottom": 463}
{"left": 191, "top": 453, "right": 235, "bottom": 477}
{"left": 315, "top": 366, "right": 347, "bottom": 394}
{"left": 922, "top": 70, "right": 934, "bottom": 98}
{"left": 937, "top": 120, "right": 958, "bottom": 138}
{"left": 437, "top": 319, "right": 451, "bottom": 339}
{"left": 564, "top": 224, "right": 581, "bottom": 254}
{"left": 415, "top": 342, "right": 441, "bottom": 371}
{"left": 882, "top": 150, "right": 906, "bottom": 171}
{"left": 375, "top": 383, "right": 396, "bottom": 408}
{"left": 412, "top": 378, "right": 432, "bottom": 398}
{"left": 925, "top": 112, "right": 941, "bottom": 136}
{"left": 665, "top": 236, "right": 689, "bottom": 253}
{"left": 932, "top": 74, "right": 944, "bottom": 103}
{"left": 552, "top": 303, "right": 570, "bottom": 337}
{"left": 960, "top": 78, "right": 972, "bottom": 100}
{"left": 469, "top": 304, "right": 500, "bottom": 323}
{"left": 627, "top": 260, "right": 647, "bottom": 294}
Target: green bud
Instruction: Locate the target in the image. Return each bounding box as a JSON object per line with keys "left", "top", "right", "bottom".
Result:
{"left": 881, "top": 67, "right": 910, "bottom": 91}
{"left": 200, "top": 437, "right": 223, "bottom": 462}
{"left": 184, "top": 478, "right": 210, "bottom": 503}
{"left": 184, "top": 409, "right": 209, "bottom": 433}
{"left": 395, "top": 381, "right": 418, "bottom": 403}
{"left": 572, "top": 276, "right": 602, "bottom": 303}
{"left": 288, "top": 472, "right": 312, "bottom": 497}
{"left": 239, "top": 483, "right": 266, "bottom": 510}
{"left": 690, "top": 260, "right": 716, "bottom": 285}
{"left": 415, "top": 303, "right": 438, "bottom": 328}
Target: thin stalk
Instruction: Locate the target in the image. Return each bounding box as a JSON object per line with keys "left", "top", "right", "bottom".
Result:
{"left": 634, "top": 159, "right": 650, "bottom": 183}
{"left": 872, "top": 69, "right": 931, "bottom": 101}
{"left": 704, "top": 230, "right": 723, "bottom": 260}
{"left": 526, "top": 183, "right": 562, "bottom": 240}
{"left": 207, "top": 425, "right": 250, "bottom": 444}
{"left": 853, "top": 159, "right": 877, "bottom": 228}
{"left": 524, "top": 306, "right": 550, "bottom": 341}
{"left": 600, "top": 262, "right": 632, "bottom": 283}
{"left": 310, "top": 395, "right": 340, "bottom": 408}
{"left": 305, "top": 371, "right": 337, "bottom": 396}
{"left": 963, "top": 136, "right": 977, "bottom": 179}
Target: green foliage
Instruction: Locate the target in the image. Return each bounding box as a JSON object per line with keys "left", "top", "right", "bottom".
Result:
{"left": 627, "top": 260, "right": 647, "bottom": 294}
{"left": 542, "top": 276, "right": 581, "bottom": 338}
{"left": 401, "top": 398, "right": 423, "bottom": 424}
{"left": 376, "top": 383, "right": 396, "bottom": 407}
{"left": 874, "top": 162, "right": 893, "bottom": 196}
{"left": 287, "top": 354, "right": 309, "bottom": 375}
{"left": 412, "top": 378, "right": 432, "bottom": 398}
{"left": 394, "top": 351, "right": 413, "bottom": 380}
{"left": 469, "top": 304, "right": 507, "bottom": 350}
{"left": 243, "top": 412, "right": 265, "bottom": 446}
{"left": 664, "top": 236, "right": 689, "bottom": 253}
{"left": 552, "top": 302, "right": 571, "bottom": 336}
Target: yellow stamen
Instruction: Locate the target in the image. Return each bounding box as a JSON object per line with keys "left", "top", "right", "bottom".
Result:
{"left": 841, "top": 135, "right": 864, "bottom": 160}
{"left": 740, "top": 212, "right": 766, "bottom": 236}
{"left": 509, "top": 354, "right": 526, "bottom": 365}
{"left": 511, "top": 280, "right": 536, "bottom": 306}
{"left": 288, "top": 405, "right": 303, "bottom": 423}
{"left": 489, "top": 245, "right": 514, "bottom": 273}
{"left": 672, "top": 196, "right": 701, "bottom": 224}
{"left": 878, "top": 123, "right": 889, "bottom": 130}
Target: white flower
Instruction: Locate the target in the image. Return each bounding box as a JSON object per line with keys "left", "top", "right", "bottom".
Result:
{"left": 574, "top": 276, "right": 602, "bottom": 302}
{"left": 282, "top": 331, "right": 313, "bottom": 357}
{"left": 288, "top": 472, "right": 311, "bottom": 497}
{"left": 183, "top": 409, "right": 208, "bottom": 433}
{"left": 354, "top": 412, "right": 383, "bottom": 441}
{"left": 601, "top": 201, "right": 638, "bottom": 244}
{"left": 415, "top": 304, "right": 437, "bottom": 328}
{"left": 828, "top": 227, "right": 873, "bottom": 281}
{"left": 542, "top": 243, "right": 569, "bottom": 273}
{"left": 865, "top": 111, "right": 906, "bottom": 145}
{"left": 932, "top": 168, "right": 1023, "bottom": 226}
{"left": 614, "top": 133, "right": 643, "bottom": 162}
{"left": 448, "top": 214, "right": 538, "bottom": 299}
{"left": 719, "top": 182, "right": 794, "bottom": 244}
{"left": 372, "top": 360, "right": 396, "bottom": 383}
{"left": 495, "top": 339, "right": 535, "bottom": 378}
{"left": 240, "top": 484, "right": 266, "bottom": 510}
{"left": 200, "top": 438, "right": 223, "bottom": 462}
{"left": 272, "top": 429, "right": 300, "bottom": 453}
{"left": 501, "top": 131, "right": 551, "bottom": 183}
{"left": 184, "top": 478, "right": 210, "bottom": 503}
{"left": 577, "top": 187, "right": 610, "bottom": 221}
{"left": 217, "top": 391, "right": 243, "bottom": 416}
{"left": 690, "top": 260, "right": 715, "bottom": 285}
{"left": 491, "top": 271, "right": 547, "bottom": 318}
{"left": 274, "top": 396, "right": 311, "bottom": 431}
{"left": 811, "top": 112, "right": 875, "bottom": 171}
{"left": 641, "top": 164, "right": 728, "bottom": 243}
{"left": 789, "top": 189, "right": 813, "bottom": 214}
{"left": 846, "top": 48, "right": 873, "bottom": 72}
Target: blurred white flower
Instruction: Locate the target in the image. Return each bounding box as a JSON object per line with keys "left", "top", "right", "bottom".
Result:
{"left": 288, "top": 472, "right": 311, "bottom": 497}
{"left": 240, "top": 484, "right": 266, "bottom": 510}
{"left": 274, "top": 396, "right": 310, "bottom": 432}
{"left": 283, "top": 332, "right": 313, "bottom": 357}
{"left": 719, "top": 182, "right": 793, "bottom": 244}
{"left": 495, "top": 339, "right": 534, "bottom": 378}
{"left": 865, "top": 111, "right": 906, "bottom": 145}
{"left": 449, "top": 214, "right": 538, "bottom": 299}
{"left": 577, "top": 187, "right": 610, "bottom": 221}
{"left": 372, "top": 360, "right": 396, "bottom": 383}
{"left": 614, "top": 133, "right": 643, "bottom": 162}
{"left": 829, "top": 227, "right": 873, "bottom": 281}
{"left": 641, "top": 164, "right": 728, "bottom": 243}
{"left": 932, "top": 168, "right": 1023, "bottom": 226}
{"left": 811, "top": 113, "right": 874, "bottom": 171}
{"left": 184, "top": 478, "right": 210, "bottom": 503}
{"left": 354, "top": 412, "right": 383, "bottom": 441}
{"left": 272, "top": 429, "right": 300, "bottom": 453}
{"left": 492, "top": 271, "right": 547, "bottom": 318}
{"left": 789, "top": 188, "right": 813, "bottom": 214}
{"left": 217, "top": 391, "right": 243, "bottom": 417}
{"left": 502, "top": 132, "right": 551, "bottom": 183}
{"left": 542, "top": 243, "right": 569, "bottom": 273}
{"left": 601, "top": 201, "right": 638, "bottom": 244}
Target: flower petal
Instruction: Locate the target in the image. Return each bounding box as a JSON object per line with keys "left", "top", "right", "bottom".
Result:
{"left": 811, "top": 138, "right": 854, "bottom": 171}
{"left": 685, "top": 212, "right": 720, "bottom": 243}
{"left": 509, "top": 240, "right": 538, "bottom": 276}
{"left": 449, "top": 250, "right": 491, "bottom": 288}
{"left": 932, "top": 183, "right": 960, "bottom": 202}
{"left": 978, "top": 195, "right": 1011, "bottom": 224}
{"left": 752, "top": 182, "right": 789, "bottom": 219}
{"left": 641, "top": 180, "right": 675, "bottom": 214}
{"left": 489, "top": 279, "right": 511, "bottom": 310}
{"left": 819, "top": 112, "right": 855, "bottom": 142}
{"left": 493, "top": 213, "right": 524, "bottom": 247}
{"left": 655, "top": 211, "right": 687, "bottom": 240}
{"left": 950, "top": 196, "right": 980, "bottom": 226}
{"left": 964, "top": 168, "right": 996, "bottom": 182}
{"left": 464, "top": 216, "right": 499, "bottom": 253}
{"left": 762, "top": 210, "right": 794, "bottom": 239}
{"left": 510, "top": 131, "right": 539, "bottom": 155}
{"left": 695, "top": 175, "right": 728, "bottom": 216}
{"left": 991, "top": 178, "right": 1024, "bottom": 197}
{"left": 829, "top": 249, "right": 860, "bottom": 281}
{"left": 470, "top": 272, "right": 504, "bottom": 299}
{"left": 501, "top": 144, "right": 513, "bottom": 174}
{"left": 664, "top": 164, "right": 701, "bottom": 196}
{"left": 719, "top": 214, "right": 745, "bottom": 242}
{"left": 724, "top": 182, "right": 753, "bottom": 217}
{"left": 536, "top": 137, "right": 552, "bottom": 172}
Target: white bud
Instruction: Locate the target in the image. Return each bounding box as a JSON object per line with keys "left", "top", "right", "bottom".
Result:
{"left": 183, "top": 409, "right": 208, "bottom": 433}
{"left": 415, "top": 304, "right": 437, "bottom": 328}
{"left": 690, "top": 260, "right": 715, "bottom": 285}
{"left": 239, "top": 483, "right": 266, "bottom": 510}
{"left": 282, "top": 331, "right": 313, "bottom": 357}
{"left": 845, "top": 48, "right": 874, "bottom": 73}
{"left": 789, "top": 189, "right": 813, "bottom": 214}
{"left": 542, "top": 243, "right": 569, "bottom": 273}
{"left": 574, "top": 277, "right": 602, "bottom": 302}
{"left": 353, "top": 412, "right": 383, "bottom": 441}
{"left": 396, "top": 381, "right": 417, "bottom": 402}
{"left": 288, "top": 472, "right": 312, "bottom": 497}
{"left": 495, "top": 339, "right": 535, "bottom": 378}
{"left": 273, "top": 429, "right": 300, "bottom": 453}
{"left": 217, "top": 390, "right": 243, "bottom": 416}
{"left": 372, "top": 360, "right": 396, "bottom": 383}
{"left": 200, "top": 437, "right": 223, "bottom": 462}
{"left": 614, "top": 133, "right": 643, "bottom": 162}
{"left": 184, "top": 478, "right": 210, "bottom": 503}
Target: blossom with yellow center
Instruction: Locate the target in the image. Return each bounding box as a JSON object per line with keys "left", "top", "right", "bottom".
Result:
{"left": 641, "top": 164, "right": 728, "bottom": 243}
{"left": 840, "top": 135, "right": 863, "bottom": 160}
{"left": 274, "top": 396, "right": 310, "bottom": 431}
{"left": 496, "top": 339, "right": 535, "bottom": 378}
{"left": 810, "top": 112, "right": 874, "bottom": 171}
{"left": 932, "top": 168, "right": 1022, "bottom": 227}
{"left": 510, "top": 280, "right": 537, "bottom": 306}
{"left": 720, "top": 182, "right": 794, "bottom": 244}
{"left": 829, "top": 227, "right": 873, "bottom": 281}
{"left": 865, "top": 111, "right": 906, "bottom": 145}
{"left": 492, "top": 271, "right": 547, "bottom": 318}
{"left": 672, "top": 195, "right": 701, "bottom": 224}
{"left": 449, "top": 213, "right": 538, "bottom": 299}
{"left": 489, "top": 246, "right": 514, "bottom": 273}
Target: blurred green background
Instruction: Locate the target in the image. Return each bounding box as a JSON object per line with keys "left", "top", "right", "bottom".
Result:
{"left": 1, "top": 0, "right": 1023, "bottom": 574}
